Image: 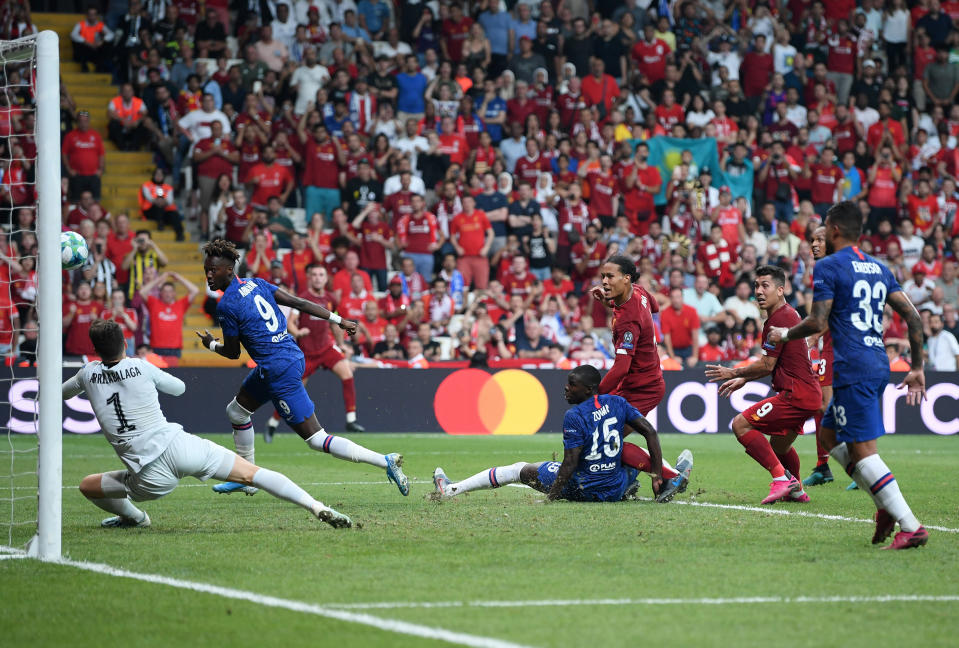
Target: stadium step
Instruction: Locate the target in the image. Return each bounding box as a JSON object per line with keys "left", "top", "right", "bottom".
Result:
{"left": 34, "top": 13, "right": 83, "bottom": 28}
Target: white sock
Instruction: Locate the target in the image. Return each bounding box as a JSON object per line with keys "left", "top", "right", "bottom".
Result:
{"left": 267, "top": 417, "right": 279, "bottom": 429}
{"left": 346, "top": 411, "right": 357, "bottom": 423}
{"left": 251, "top": 468, "right": 321, "bottom": 513}
{"left": 829, "top": 443, "right": 854, "bottom": 476}
{"left": 855, "top": 454, "right": 921, "bottom": 532}
{"left": 89, "top": 497, "right": 146, "bottom": 522}
{"left": 306, "top": 431, "right": 387, "bottom": 468}
{"left": 232, "top": 421, "right": 255, "bottom": 463}
{"left": 449, "top": 462, "right": 525, "bottom": 496}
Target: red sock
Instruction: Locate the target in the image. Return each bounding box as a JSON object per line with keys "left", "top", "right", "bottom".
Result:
{"left": 776, "top": 447, "right": 800, "bottom": 480}
{"left": 621, "top": 443, "right": 679, "bottom": 479}
{"left": 738, "top": 429, "right": 785, "bottom": 478}
{"left": 271, "top": 410, "right": 281, "bottom": 421}
{"left": 814, "top": 414, "right": 830, "bottom": 465}
{"left": 342, "top": 377, "right": 357, "bottom": 414}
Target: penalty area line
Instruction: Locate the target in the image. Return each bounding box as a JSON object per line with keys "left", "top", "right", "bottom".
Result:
{"left": 324, "top": 594, "right": 959, "bottom": 611}
{"left": 0, "top": 547, "right": 532, "bottom": 648}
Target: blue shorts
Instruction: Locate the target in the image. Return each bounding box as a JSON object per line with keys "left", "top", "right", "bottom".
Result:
{"left": 536, "top": 462, "right": 639, "bottom": 502}
{"left": 821, "top": 378, "right": 885, "bottom": 444}
{"left": 241, "top": 357, "right": 314, "bottom": 425}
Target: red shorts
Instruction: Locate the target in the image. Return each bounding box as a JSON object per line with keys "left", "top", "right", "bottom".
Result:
{"left": 304, "top": 345, "right": 345, "bottom": 378}
{"left": 814, "top": 348, "right": 833, "bottom": 388}
{"left": 742, "top": 391, "right": 819, "bottom": 436}
{"left": 617, "top": 381, "right": 666, "bottom": 416}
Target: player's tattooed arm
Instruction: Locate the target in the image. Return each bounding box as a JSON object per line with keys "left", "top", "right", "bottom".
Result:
{"left": 626, "top": 416, "right": 664, "bottom": 495}
{"left": 545, "top": 446, "right": 581, "bottom": 502}
{"left": 705, "top": 355, "right": 776, "bottom": 397}
{"left": 887, "top": 290, "right": 927, "bottom": 405}
{"left": 768, "top": 299, "right": 834, "bottom": 345}
{"left": 274, "top": 287, "right": 358, "bottom": 336}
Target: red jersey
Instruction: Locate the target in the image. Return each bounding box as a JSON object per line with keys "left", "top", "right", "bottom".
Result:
{"left": 587, "top": 172, "right": 617, "bottom": 217}
{"left": 906, "top": 194, "right": 939, "bottom": 236}
{"left": 762, "top": 304, "right": 821, "bottom": 405}
{"left": 570, "top": 240, "right": 607, "bottom": 283}
{"left": 296, "top": 289, "right": 336, "bottom": 355}
{"left": 194, "top": 136, "right": 237, "bottom": 179}
{"left": 147, "top": 296, "right": 190, "bottom": 349}
{"left": 384, "top": 190, "right": 414, "bottom": 226}
{"left": 451, "top": 210, "right": 490, "bottom": 256}
{"left": 282, "top": 248, "right": 315, "bottom": 292}
{"left": 502, "top": 270, "right": 535, "bottom": 297}
{"left": 826, "top": 35, "right": 856, "bottom": 74}
{"left": 810, "top": 164, "right": 844, "bottom": 204}
{"left": 379, "top": 292, "right": 412, "bottom": 323}
{"left": 395, "top": 212, "right": 440, "bottom": 254}
{"left": 655, "top": 104, "right": 684, "bottom": 131}
{"left": 441, "top": 17, "right": 473, "bottom": 62}
{"left": 697, "top": 239, "right": 735, "bottom": 287}
{"left": 606, "top": 286, "right": 664, "bottom": 394}
{"left": 438, "top": 132, "right": 468, "bottom": 165}
{"left": 556, "top": 92, "right": 587, "bottom": 129}
{"left": 341, "top": 293, "right": 371, "bottom": 320}
{"left": 542, "top": 277, "right": 574, "bottom": 299}
{"left": 100, "top": 307, "right": 139, "bottom": 342}
{"left": 631, "top": 39, "right": 670, "bottom": 83}
{"left": 832, "top": 119, "right": 858, "bottom": 155}
{"left": 248, "top": 162, "right": 292, "bottom": 206}
{"left": 303, "top": 139, "right": 340, "bottom": 188}
{"left": 64, "top": 301, "right": 99, "bottom": 356}
{"left": 714, "top": 206, "right": 743, "bottom": 250}
{"left": 514, "top": 154, "right": 550, "bottom": 185}
{"left": 660, "top": 304, "right": 700, "bottom": 349}
{"left": 223, "top": 204, "right": 253, "bottom": 244}
{"left": 358, "top": 220, "right": 392, "bottom": 270}
{"left": 62, "top": 129, "right": 104, "bottom": 175}
{"left": 506, "top": 97, "right": 536, "bottom": 128}
{"left": 557, "top": 201, "right": 591, "bottom": 247}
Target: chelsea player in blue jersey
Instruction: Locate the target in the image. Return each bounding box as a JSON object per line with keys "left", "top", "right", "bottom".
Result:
{"left": 768, "top": 201, "right": 928, "bottom": 549}
{"left": 431, "top": 366, "right": 666, "bottom": 502}
{"left": 196, "top": 240, "right": 410, "bottom": 498}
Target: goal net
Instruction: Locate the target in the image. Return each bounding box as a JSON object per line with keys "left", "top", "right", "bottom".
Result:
{"left": 0, "top": 31, "right": 62, "bottom": 560}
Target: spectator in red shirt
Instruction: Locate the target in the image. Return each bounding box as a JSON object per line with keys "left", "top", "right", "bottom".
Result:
{"left": 246, "top": 144, "right": 295, "bottom": 209}
{"left": 661, "top": 286, "right": 701, "bottom": 368}
{"left": 501, "top": 255, "right": 536, "bottom": 297}
{"left": 64, "top": 281, "right": 100, "bottom": 357}
{"left": 332, "top": 250, "right": 374, "bottom": 302}
{"left": 380, "top": 275, "right": 413, "bottom": 324}
{"left": 632, "top": 24, "right": 671, "bottom": 84}
{"left": 138, "top": 271, "right": 199, "bottom": 361}
{"left": 193, "top": 120, "right": 239, "bottom": 229}
{"left": 740, "top": 35, "right": 773, "bottom": 100}
{"left": 100, "top": 287, "right": 139, "bottom": 356}
{"left": 245, "top": 232, "right": 277, "bottom": 280}
{"left": 654, "top": 88, "right": 685, "bottom": 131}
{"left": 106, "top": 212, "right": 135, "bottom": 287}
{"left": 299, "top": 123, "right": 344, "bottom": 224}
{"left": 218, "top": 188, "right": 254, "bottom": 246}
{"left": 352, "top": 203, "right": 393, "bottom": 290}
{"left": 581, "top": 58, "right": 619, "bottom": 117}
{"left": 570, "top": 224, "right": 607, "bottom": 289}
{"left": 62, "top": 110, "right": 105, "bottom": 200}
{"left": 451, "top": 194, "right": 493, "bottom": 290}
{"left": 437, "top": 116, "right": 468, "bottom": 165}
{"left": 396, "top": 193, "right": 442, "bottom": 280}
{"left": 907, "top": 178, "right": 940, "bottom": 237}
{"left": 441, "top": 3, "right": 473, "bottom": 63}
{"left": 807, "top": 147, "right": 844, "bottom": 217}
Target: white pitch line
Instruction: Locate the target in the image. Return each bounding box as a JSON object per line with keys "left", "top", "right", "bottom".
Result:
{"left": 325, "top": 594, "right": 959, "bottom": 611}
{"left": 0, "top": 547, "right": 531, "bottom": 648}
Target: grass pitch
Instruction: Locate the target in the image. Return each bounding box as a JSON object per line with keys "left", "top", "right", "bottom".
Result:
{"left": 2, "top": 432, "right": 958, "bottom": 647}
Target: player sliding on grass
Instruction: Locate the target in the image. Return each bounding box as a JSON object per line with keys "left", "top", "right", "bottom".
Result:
{"left": 196, "top": 239, "right": 409, "bottom": 497}
{"left": 65, "top": 320, "right": 352, "bottom": 529}
{"left": 705, "top": 265, "right": 820, "bottom": 505}
{"left": 432, "top": 366, "right": 662, "bottom": 502}
{"left": 767, "top": 201, "right": 928, "bottom": 549}
{"left": 593, "top": 255, "right": 692, "bottom": 502}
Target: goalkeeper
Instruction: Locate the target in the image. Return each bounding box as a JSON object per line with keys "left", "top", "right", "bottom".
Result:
{"left": 62, "top": 320, "right": 352, "bottom": 529}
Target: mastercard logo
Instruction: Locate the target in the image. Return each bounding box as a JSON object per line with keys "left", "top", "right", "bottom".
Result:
{"left": 433, "top": 369, "right": 549, "bottom": 435}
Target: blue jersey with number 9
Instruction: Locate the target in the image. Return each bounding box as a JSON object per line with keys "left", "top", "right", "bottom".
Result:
{"left": 563, "top": 394, "right": 641, "bottom": 494}
{"left": 217, "top": 277, "right": 303, "bottom": 374}
{"left": 812, "top": 246, "right": 901, "bottom": 388}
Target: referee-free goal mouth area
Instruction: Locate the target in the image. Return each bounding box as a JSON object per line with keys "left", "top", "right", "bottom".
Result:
{"left": 2, "top": 434, "right": 957, "bottom": 647}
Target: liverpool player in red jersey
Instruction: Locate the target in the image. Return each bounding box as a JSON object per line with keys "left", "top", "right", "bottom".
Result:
{"left": 593, "top": 256, "right": 693, "bottom": 503}
{"left": 803, "top": 226, "right": 838, "bottom": 488}
{"left": 705, "top": 265, "right": 821, "bottom": 505}
{"left": 264, "top": 265, "right": 364, "bottom": 440}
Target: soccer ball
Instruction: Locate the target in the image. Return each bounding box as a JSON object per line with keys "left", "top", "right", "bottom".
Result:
{"left": 60, "top": 231, "right": 89, "bottom": 270}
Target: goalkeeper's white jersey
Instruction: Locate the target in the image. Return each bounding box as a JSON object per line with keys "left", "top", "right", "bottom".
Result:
{"left": 62, "top": 358, "right": 187, "bottom": 474}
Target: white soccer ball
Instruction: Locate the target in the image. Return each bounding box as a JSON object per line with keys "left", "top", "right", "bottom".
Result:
{"left": 60, "top": 231, "right": 89, "bottom": 270}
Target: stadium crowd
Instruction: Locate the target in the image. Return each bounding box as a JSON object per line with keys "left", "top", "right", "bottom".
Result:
{"left": 3, "top": 0, "right": 959, "bottom": 370}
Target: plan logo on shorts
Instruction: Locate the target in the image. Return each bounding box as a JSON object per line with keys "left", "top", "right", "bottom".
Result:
{"left": 620, "top": 331, "right": 634, "bottom": 350}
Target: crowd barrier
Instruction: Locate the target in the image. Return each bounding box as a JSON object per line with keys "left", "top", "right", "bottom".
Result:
{"left": 13, "top": 368, "right": 959, "bottom": 435}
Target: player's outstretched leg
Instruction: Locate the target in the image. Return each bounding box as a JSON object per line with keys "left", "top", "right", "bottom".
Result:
{"left": 431, "top": 462, "right": 528, "bottom": 500}
{"left": 304, "top": 428, "right": 409, "bottom": 496}
{"left": 338, "top": 371, "right": 364, "bottom": 433}
{"left": 214, "top": 397, "right": 260, "bottom": 495}
{"left": 223, "top": 455, "right": 351, "bottom": 529}
{"left": 79, "top": 471, "right": 151, "bottom": 528}
{"left": 731, "top": 414, "right": 800, "bottom": 504}
{"left": 265, "top": 410, "right": 281, "bottom": 443}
